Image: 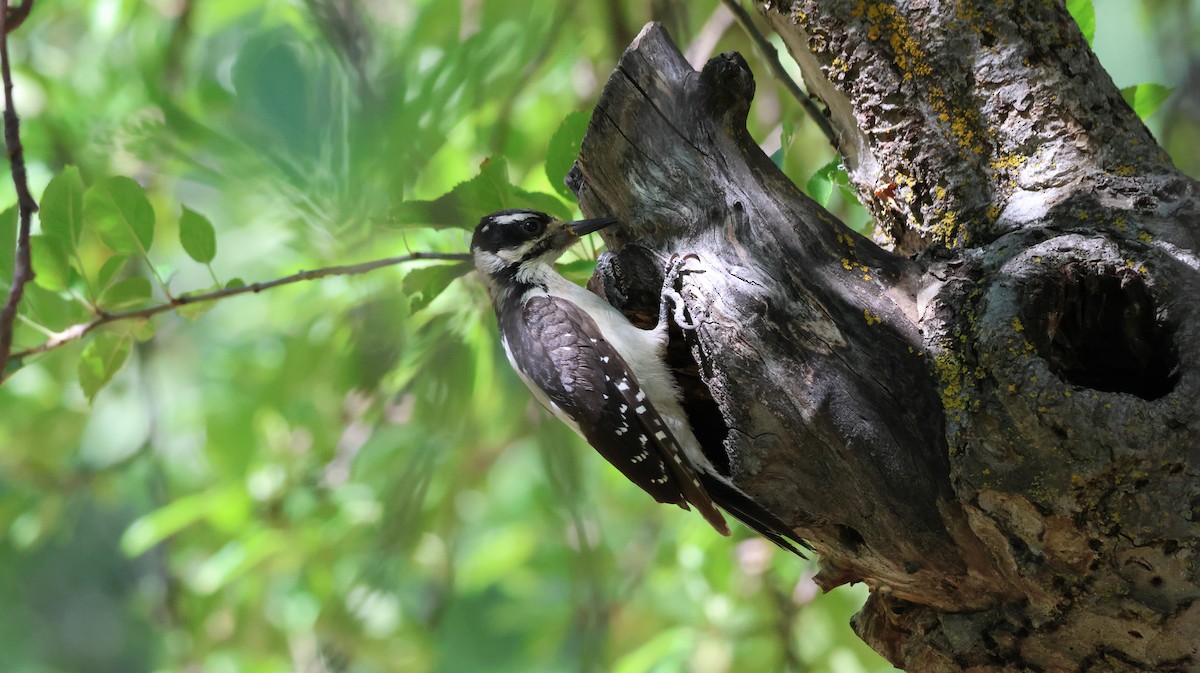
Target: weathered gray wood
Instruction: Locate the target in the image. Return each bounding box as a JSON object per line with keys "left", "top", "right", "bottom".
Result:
{"left": 569, "top": 6, "right": 1200, "bottom": 671}
{"left": 568, "top": 23, "right": 1005, "bottom": 610}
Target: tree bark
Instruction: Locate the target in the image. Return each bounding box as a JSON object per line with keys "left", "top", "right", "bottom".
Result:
{"left": 566, "top": 3, "right": 1200, "bottom": 671}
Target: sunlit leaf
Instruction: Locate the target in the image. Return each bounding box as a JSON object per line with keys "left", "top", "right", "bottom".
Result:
{"left": 188, "top": 530, "right": 285, "bottom": 595}
{"left": 458, "top": 528, "right": 538, "bottom": 592}
{"left": 806, "top": 159, "right": 842, "bottom": 207}
{"left": 39, "top": 166, "right": 85, "bottom": 247}
{"left": 121, "top": 487, "right": 241, "bottom": 557}
{"left": 84, "top": 176, "right": 155, "bottom": 255}
{"left": 94, "top": 255, "right": 129, "bottom": 292}
{"left": 78, "top": 332, "right": 132, "bottom": 401}
{"left": 131, "top": 318, "right": 156, "bottom": 342}
{"left": 403, "top": 262, "right": 472, "bottom": 313}
{"left": 612, "top": 628, "right": 692, "bottom": 673}
{"left": 22, "top": 282, "right": 89, "bottom": 330}
{"left": 1121, "top": 83, "right": 1174, "bottom": 119}
{"left": 545, "top": 111, "right": 590, "bottom": 200}
{"left": 177, "top": 284, "right": 219, "bottom": 321}
{"left": 1067, "top": 0, "right": 1095, "bottom": 45}
{"left": 29, "top": 234, "right": 72, "bottom": 292}
{"left": 98, "top": 277, "right": 152, "bottom": 310}
{"left": 390, "top": 157, "right": 571, "bottom": 229}
{"left": 179, "top": 206, "right": 217, "bottom": 264}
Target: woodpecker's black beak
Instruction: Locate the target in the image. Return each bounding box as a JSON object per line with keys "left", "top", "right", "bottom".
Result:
{"left": 564, "top": 216, "right": 619, "bottom": 237}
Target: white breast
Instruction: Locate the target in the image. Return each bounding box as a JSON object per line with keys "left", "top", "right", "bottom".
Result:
{"left": 519, "top": 270, "right": 716, "bottom": 475}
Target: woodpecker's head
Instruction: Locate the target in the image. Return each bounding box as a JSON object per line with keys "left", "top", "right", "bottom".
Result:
{"left": 471, "top": 209, "right": 617, "bottom": 298}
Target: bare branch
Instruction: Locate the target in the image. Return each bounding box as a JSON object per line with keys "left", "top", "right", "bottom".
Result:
{"left": 4, "top": 251, "right": 473, "bottom": 372}
{"left": 0, "top": 0, "right": 38, "bottom": 376}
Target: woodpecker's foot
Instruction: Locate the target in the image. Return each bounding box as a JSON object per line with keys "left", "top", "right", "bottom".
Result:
{"left": 660, "top": 254, "right": 703, "bottom": 331}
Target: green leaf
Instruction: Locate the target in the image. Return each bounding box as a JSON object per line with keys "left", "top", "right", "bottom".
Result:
{"left": 94, "top": 255, "right": 129, "bottom": 292}
{"left": 459, "top": 528, "right": 538, "bottom": 592}
{"left": 403, "top": 262, "right": 472, "bottom": 313}
{"left": 121, "top": 488, "right": 240, "bottom": 557}
{"left": 1067, "top": 0, "right": 1095, "bottom": 45}
{"left": 390, "top": 158, "right": 571, "bottom": 229}
{"left": 226, "top": 277, "right": 246, "bottom": 289}
{"left": 179, "top": 206, "right": 217, "bottom": 264}
{"left": 39, "top": 166, "right": 85, "bottom": 247}
{"left": 130, "top": 318, "right": 157, "bottom": 343}
{"left": 0, "top": 206, "right": 16, "bottom": 286}
{"left": 29, "top": 234, "right": 72, "bottom": 292}
{"left": 557, "top": 259, "right": 598, "bottom": 286}
{"left": 84, "top": 176, "right": 155, "bottom": 255}
{"left": 177, "top": 284, "right": 219, "bottom": 321}
{"left": 98, "top": 277, "right": 152, "bottom": 310}
{"left": 1121, "top": 83, "right": 1174, "bottom": 120}
{"left": 544, "top": 111, "right": 590, "bottom": 200}
{"left": 612, "top": 628, "right": 692, "bottom": 673}
{"left": 806, "top": 159, "right": 842, "bottom": 207}
{"left": 23, "top": 283, "right": 89, "bottom": 330}
{"left": 189, "top": 530, "right": 285, "bottom": 595}
{"left": 781, "top": 119, "right": 796, "bottom": 151}
{"left": 78, "top": 332, "right": 132, "bottom": 401}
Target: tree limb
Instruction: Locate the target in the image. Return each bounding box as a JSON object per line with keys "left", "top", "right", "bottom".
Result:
{"left": 0, "top": 0, "right": 38, "bottom": 377}
{"left": 571, "top": 14, "right": 1200, "bottom": 670}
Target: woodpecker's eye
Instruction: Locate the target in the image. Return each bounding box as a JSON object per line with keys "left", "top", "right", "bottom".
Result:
{"left": 521, "top": 219, "right": 544, "bottom": 236}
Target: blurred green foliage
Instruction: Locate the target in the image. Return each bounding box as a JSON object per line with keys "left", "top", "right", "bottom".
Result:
{"left": 0, "top": 0, "right": 1194, "bottom": 672}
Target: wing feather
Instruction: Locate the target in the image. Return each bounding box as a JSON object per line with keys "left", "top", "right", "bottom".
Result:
{"left": 503, "top": 295, "right": 728, "bottom": 533}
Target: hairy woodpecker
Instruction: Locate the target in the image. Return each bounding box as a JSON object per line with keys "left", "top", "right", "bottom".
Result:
{"left": 471, "top": 209, "right": 808, "bottom": 555}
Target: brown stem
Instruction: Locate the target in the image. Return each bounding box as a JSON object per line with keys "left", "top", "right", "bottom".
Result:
{"left": 0, "top": 0, "right": 38, "bottom": 376}
{"left": 4, "top": 0, "right": 31, "bottom": 35}
{"left": 4, "top": 252, "right": 472, "bottom": 373}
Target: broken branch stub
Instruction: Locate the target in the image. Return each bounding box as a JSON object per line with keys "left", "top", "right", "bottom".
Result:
{"left": 567, "top": 23, "right": 1001, "bottom": 608}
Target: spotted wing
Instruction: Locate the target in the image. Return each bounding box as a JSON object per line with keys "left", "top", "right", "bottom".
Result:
{"left": 502, "top": 294, "right": 729, "bottom": 533}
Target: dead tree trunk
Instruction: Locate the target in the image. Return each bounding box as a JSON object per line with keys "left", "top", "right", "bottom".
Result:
{"left": 566, "top": 5, "right": 1200, "bottom": 671}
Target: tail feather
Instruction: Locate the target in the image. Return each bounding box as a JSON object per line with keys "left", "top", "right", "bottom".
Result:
{"left": 699, "top": 473, "right": 812, "bottom": 558}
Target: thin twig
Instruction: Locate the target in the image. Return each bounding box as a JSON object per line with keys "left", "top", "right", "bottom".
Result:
{"left": 0, "top": 0, "right": 38, "bottom": 376}
{"left": 6, "top": 251, "right": 472, "bottom": 366}
{"left": 720, "top": 0, "right": 839, "bottom": 149}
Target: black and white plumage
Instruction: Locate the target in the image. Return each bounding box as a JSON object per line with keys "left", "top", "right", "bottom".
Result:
{"left": 471, "top": 209, "right": 807, "bottom": 555}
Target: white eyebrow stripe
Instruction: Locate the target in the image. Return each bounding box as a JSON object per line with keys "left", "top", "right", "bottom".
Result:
{"left": 491, "top": 213, "right": 531, "bottom": 225}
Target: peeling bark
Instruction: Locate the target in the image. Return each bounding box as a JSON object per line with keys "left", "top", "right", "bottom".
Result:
{"left": 568, "top": 4, "right": 1200, "bottom": 671}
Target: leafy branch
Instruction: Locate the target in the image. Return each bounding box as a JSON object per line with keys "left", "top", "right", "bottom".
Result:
{"left": 5, "top": 251, "right": 472, "bottom": 372}
{"left": 0, "top": 0, "right": 37, "bottom": 378}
